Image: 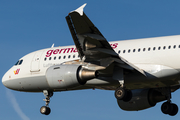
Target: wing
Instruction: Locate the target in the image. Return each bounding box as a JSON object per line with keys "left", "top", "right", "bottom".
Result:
{"left": 66, "top": 3, "right": 146, "bottom": 76}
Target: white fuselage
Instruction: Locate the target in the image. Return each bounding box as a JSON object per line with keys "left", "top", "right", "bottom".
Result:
{"left": 2, "top": 35, "right": 180, "bottom": 92}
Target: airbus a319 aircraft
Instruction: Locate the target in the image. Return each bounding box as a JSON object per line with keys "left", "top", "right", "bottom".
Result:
{"left": 2, "top": 4, "right": 180, "bottom": 116}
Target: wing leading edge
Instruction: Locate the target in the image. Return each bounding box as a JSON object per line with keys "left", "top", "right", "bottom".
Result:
{"left": 66, "top": 4, "right": 146, "bottom": 76}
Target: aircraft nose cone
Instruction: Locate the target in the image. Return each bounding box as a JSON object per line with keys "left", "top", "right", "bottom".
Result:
{"left": 2, "top": 70, "right": 22, "bottom": 91}
{"left": 2, "top": 72, "right": 9, "bottom": 88}
{"left": 2, "top": 71, "right": 18, "bottom": 90}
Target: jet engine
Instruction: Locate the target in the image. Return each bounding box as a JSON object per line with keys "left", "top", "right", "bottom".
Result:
{"left": 117, "top": 89, "right": 166, "bottom": 111}
{"left": 46, "top": 64, "right": 98, "bottom": 89}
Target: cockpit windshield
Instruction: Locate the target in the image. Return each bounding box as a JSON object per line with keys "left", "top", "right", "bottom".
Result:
{"left": 15, "top": 61, "right": 19, "bottom": 65}
{"left": 15, "top": 59, "right": 23, "bottom": 66}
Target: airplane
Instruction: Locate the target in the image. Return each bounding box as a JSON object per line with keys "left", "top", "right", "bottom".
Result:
{"left": 2, "top": 3, "right": 180, "bottom": 116}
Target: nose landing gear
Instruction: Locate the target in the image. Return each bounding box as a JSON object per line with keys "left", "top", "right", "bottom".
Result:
{"left": 40, "top": 90, "right": 53, "bottom": 115}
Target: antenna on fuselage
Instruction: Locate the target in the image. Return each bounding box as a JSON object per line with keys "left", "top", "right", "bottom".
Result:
{"left": 51, "top": 44, "right": 54, "bottom": 48}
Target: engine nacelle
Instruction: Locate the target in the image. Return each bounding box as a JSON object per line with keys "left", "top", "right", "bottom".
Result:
{"left": 117, "top": 89, "right": 166, "bottom": 111}
{"left": 46, "top": 64, "right": 97, "bottom": 89}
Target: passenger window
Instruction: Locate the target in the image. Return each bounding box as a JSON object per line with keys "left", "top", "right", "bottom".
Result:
{"left": 123, "top": 50, "right": 126, "bottom": 53}
{"left": 174, "top": 45, "right": 176, "bottom": 49}
{"left": 133, "top": 49, "right": 136, "bottom": 52}
{"left": 148, "top": 48, "right": 151, "bottom": 51}
{"left": 78, "top": 55, "right": 80, "bottom": 58}
{"left": 49, "top": 57, "right": 51, "bottom": 60}
{"left": 168, "top": 46, "right": 171, "bottom": 49}
{"left": 153, "top": 47, "right": 156, "bottom": 50}
{"left": 128, "top": 49, "right": 130, "bottom": 53}
{"left": 138, "top": 48, "right": 141, "bottom": 52}
{"left": 68, "top": 55, "right": 71, "bottom": 58}
{"left": 73, "top": 55, "right": 75, "bottom": 58}
{"left": 179, "top": 45, "right": 180, "bottom": 48}
{"left": 63, "top": 56, "right": 66, "bottom": 59}
{"left": 158, "top": 47, "right": 161, "bottom": 50}
{"left": 143, "top": 48, "right": 146, "bottom": 51}
{"left": 118, "top": 50, "right": 121, "bottom": 54}
{"left": 163, "top": 46, "right": 166, "bottom": 50}
{"left": 54, "top": 57, "right": 56, "bottom": 60}
{"left": 44, "top": 58, "right": 47, "bottom": 61}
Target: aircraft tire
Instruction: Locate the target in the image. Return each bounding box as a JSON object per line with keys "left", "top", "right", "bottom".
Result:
{"left": 169, "top": 103, "right": 178, "bottom": 116}
{"left": 123, "top": 90, "right": 132, "bottom": 102}
{"left": 115, "top": 87, "right": 127, "bottom": 100}
{"left": 161, "top": 102, "right": 172, "bottom": 114}
{"left": 40, "top": 106, "right": 51, "bottom": 115}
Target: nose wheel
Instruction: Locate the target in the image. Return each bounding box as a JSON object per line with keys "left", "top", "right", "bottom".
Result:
{"left": 40, "top": 106, "right": 51, "bottom": 115}
{"left": 40, "top": 90, "right": 53, "bottom": 115}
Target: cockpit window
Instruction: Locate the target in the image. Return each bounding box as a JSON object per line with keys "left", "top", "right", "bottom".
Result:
{"left": 15, "top": 59, "right": 23, "bottom": 65}
{"left": 19, "top": 60, "right": 23, "bottom": 65}
{"left": 15, "top": 61, "right": 19, "bottom": 65}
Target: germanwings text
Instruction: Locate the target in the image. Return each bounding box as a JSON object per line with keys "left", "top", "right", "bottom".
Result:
{"left": 46, "top": 43, "right": 118, "bottom": 57}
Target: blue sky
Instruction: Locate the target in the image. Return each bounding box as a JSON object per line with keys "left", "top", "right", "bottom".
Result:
{"left": 1, "top": 0, "right": 180, "bottom": 120}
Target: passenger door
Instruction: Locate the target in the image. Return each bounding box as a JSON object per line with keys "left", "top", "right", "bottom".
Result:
{"left": 31, "top": 51, "right": 43, "bottom": 72}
